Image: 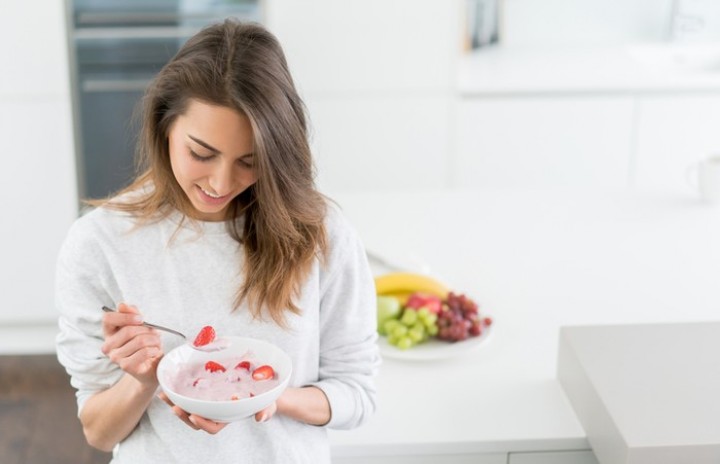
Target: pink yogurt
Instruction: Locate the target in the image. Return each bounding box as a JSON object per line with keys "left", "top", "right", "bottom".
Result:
{"left": 168, "top": 352, "right": 279, "bottom": 401}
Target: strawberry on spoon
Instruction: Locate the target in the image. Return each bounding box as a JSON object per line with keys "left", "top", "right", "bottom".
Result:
{"left": 192, "top": 325, "right": 229, "bottom": 352}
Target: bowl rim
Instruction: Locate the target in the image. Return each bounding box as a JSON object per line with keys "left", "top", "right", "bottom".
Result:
{"left": 157, "top": 336, "right": 293, "bottom": 405}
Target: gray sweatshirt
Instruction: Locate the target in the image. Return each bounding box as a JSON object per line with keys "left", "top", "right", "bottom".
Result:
{"left": 55, "top": 200, "right": 380, "bottom": 463}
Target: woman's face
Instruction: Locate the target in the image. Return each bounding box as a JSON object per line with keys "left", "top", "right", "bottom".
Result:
{"left": 168, "top": 99, "right": 257, "bottom": 221}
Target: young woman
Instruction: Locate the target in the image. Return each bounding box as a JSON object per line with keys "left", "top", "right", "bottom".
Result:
{"left": 56, "top": 20, "right": 379, "bottom": 463}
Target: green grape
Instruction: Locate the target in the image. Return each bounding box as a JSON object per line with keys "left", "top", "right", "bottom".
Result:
{"left": 387, "top": 333, "right": 399, "bottom": 345}
{"left": 392, "top": 325, "right": 408, "bottom": 338}
{"left": 396, "top": 336, "right": 413, "bottom": 350}
{"left": 383, "top": 319, "right": 400, "bottom": 335}
{"left": 423, "top": 312, "right": 438, "bottom": 327}
{"left": 417, "top": 307, "right": 430, "bottom": 320}
{"left": 400, "top": 309, "right": 418, "bottom": 326}
{"left": 427, "top": 324, "right": 439, "bottom": 336}
{"left": 408, "top": 325, "right": 425, "bottom": 343}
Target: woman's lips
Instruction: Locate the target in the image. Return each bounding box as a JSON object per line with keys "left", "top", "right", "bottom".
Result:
{"left": 196, "top": 185, "right": 231, "bottom": 205}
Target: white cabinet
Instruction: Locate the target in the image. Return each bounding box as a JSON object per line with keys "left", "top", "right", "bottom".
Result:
{"left": 0, "top": 2, "right": 70, "bottom": 97}
{"left": 307, "top": 95, "right": 453, "bottom": 192}
{"left": 265, "top": 0, "right": 460, "bottom": 94}
{"left": 634, "top": 93, "right": 720, "bottom": 195}
{"left": 508, "top": 450, "right": 598, "bottom": 464}
{"left": 0, "top": 1, "right": 77, "bottom": 333}
{"left": 454, "top": 96, "right": 635, "bottom": 189}
{"left": 333, "top": 452, "right": 507, "bottom": 464}
{"left": 266, "top": 0, "right": 462, "bottom": 192}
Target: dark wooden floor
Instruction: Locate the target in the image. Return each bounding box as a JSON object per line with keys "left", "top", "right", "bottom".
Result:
{"left": 0, "top": 355, "right": 112, "bottom": 464}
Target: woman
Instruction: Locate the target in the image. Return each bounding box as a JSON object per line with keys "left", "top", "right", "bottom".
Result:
{"left": 56, "top": 19, "right": 380, "bottom": 463}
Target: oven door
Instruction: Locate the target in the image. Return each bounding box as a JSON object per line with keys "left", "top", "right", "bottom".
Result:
{"left": 70, "top": 0, "right": 261, "bottom": 200}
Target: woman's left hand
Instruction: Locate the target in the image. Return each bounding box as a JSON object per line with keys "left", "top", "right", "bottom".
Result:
{"left": 158, "top": 392, "right": 228, "bottom": 434}
{"left": 158, "top": 392, "right": 278, "bottom": 432}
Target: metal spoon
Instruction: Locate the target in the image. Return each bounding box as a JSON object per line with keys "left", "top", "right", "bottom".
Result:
{"left": 101, "top": 306, "right": 186, "bottom": 339}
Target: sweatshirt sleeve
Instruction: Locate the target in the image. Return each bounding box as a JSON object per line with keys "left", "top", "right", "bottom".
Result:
{"left": 310, "top": 208, "right": 381, "bottom": 430}
{"left": 55, "top": 216, "right": 124, "bottom": 415}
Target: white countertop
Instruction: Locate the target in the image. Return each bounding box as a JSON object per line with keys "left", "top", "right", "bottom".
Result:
{"left": 458, "top": 45, "right": 720, "bottom": 95}
{"left": 8, "top": 189, "right": 720, "bottom": 458}
{"left": 558, "top": 322, "right": 720, "bottom": 464}
{"left": 327, "top": 189, "right": 720, "bottom": 457}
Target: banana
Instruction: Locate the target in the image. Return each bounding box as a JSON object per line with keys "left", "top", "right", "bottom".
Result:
{"left": 374, "top": 272, "right": 449, "bottom": 299}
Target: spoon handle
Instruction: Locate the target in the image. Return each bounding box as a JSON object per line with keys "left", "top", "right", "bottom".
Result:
{"left": 101, "top": 306, "right": 187, "bottom": 339}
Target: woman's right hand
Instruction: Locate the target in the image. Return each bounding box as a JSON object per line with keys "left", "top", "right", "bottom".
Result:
{"left": 101, "top": 303, "right": 163, "bottom": 386}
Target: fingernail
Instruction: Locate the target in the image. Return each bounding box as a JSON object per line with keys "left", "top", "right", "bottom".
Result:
{"left": 133, "top": 315, "right": 144, "bottom": 324}
{"left": 258, "top": 413, "right": 268, "bottom": 423}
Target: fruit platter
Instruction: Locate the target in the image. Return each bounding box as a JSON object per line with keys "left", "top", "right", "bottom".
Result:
{"left": 375, "top": 272, "right": 493, "bottom": 361}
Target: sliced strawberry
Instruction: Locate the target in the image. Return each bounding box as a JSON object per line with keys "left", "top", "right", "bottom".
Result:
{"left": 193, "top": 325, "right": 216, "bottom": 347}
{"left": 205, "top": 361, "right": 226, "bottom": 373}
{"left": 251, "top": 365, "right": 275, "bottom": 381}
{"left": 235, "top": 360, "right": 251, "bottom": 371}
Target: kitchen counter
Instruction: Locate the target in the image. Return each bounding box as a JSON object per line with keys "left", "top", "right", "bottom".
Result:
{"left": 558, "top": 322, "right": 720, "bottom": 464}
{"left": 8, "top": 189, "right": 720, "bottom": 461}
{"left": 327, "top": 189, "right": 720, "bottom": 461}
{"left": 458, "top": 45, "right": 720, "bottom": 95}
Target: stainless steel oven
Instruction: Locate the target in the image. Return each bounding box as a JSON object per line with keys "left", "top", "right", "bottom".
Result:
{"left": 66, "top": 0, "right": 262, "bottom": 200}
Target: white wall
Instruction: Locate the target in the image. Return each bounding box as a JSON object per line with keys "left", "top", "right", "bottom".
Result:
{"left": 0, "top": 2, "right": 77, "bottom": 332}
{"left": 500, "top": 0, "right": 675, "bottom": 48}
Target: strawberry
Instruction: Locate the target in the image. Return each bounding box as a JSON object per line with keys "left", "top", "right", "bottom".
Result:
{"left": 405, "top": 293, "right": 443, "bottom": 314}
{"left": 205, "top": 361, "right": 226, "bottom": 373}
{"left": 193, "top": 325, "right": 216, "bottom": 347}
{"left": 235, "top": 360, "right": 251, "bottom": 371}
{"left": 251, "top": 365, "right": 275, "bottom": 381}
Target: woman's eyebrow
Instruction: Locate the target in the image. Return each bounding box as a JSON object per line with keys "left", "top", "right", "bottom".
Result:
{"left": 188, "top": 135, "right": 221, "bottom": 154}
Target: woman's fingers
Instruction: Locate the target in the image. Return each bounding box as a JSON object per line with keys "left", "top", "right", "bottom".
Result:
{"left": 188, "top": 414, "right": 228, "bottom": 434}
{"left": 102, "top": 303, "right": 144, "bottom": 337}
{"left": 254, "top": 402, "right": 277, "bottom": 423}
{"left": 157, "top": 392, "right": 226, "bottom": 432}
{"left": 102, "top": 328, "right": 160, "bottom": 359}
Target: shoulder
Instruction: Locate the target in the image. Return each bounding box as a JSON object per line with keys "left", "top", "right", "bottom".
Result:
{"left": 323, "top": 199, "right": 359, "bottom": 245}
{"left": 58, "top": 206, "right": 131, "bottom": 265}
{"left": 320, "top": 198, "right": 368, "bottom": 267}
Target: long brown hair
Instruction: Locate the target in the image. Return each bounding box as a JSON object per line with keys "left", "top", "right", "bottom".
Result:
{"left": 94, "top": 20, "right": 328, "bottom": 326}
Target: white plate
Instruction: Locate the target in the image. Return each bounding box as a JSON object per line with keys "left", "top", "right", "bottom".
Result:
{"left": 378, "top": 326, "right": 493, "bottom": 361}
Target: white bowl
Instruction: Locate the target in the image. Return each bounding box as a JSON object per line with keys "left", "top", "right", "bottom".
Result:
{"left": 157, "top": 336, "right": 292, "bottom": 422}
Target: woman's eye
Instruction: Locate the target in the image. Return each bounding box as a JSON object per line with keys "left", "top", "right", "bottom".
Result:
{"left": 238, "top": 158, "right": 253, "bottom": 168}
{"left": 189, "top": 150, "right": 213, "bottom": 162}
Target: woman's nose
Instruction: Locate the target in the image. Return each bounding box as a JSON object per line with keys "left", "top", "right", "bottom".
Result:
{"left": 208, "top": 162, "right": 235, "bottom": 195}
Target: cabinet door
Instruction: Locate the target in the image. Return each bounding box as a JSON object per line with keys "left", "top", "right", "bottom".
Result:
{"left": 307, "top": 95, "right": 452, "bottom": 192}
{"left": 508, "top": 450, "right": 599, "bottom": 464}
{"left": 266, "top": 0, "right": 461, "bottom": 94}
{"left": 454, "top": 96, "right": 634, "bottom": 189}
{"left": 0, "top": 1, "right": 70, "bottom": 97}
{"left": 634, "top": 94, "right": 720, "bottom": 195}
{"left": 0, "top": 99, "right": 77, "bottom": 326}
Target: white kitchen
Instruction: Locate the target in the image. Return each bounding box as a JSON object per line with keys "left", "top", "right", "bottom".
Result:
{"left": 1, "top": 1, "right": 720, "bottom": 463}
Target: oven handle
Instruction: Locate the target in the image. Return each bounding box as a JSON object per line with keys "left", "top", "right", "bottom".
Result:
{"left": 75, "top": 9, "right": 257, "bottom": 27}
{"left": 74, "top": 26, "right": 200, "bottom": 41}
{"left": 81, "top": 78, "right": 152, "bottom": 93}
